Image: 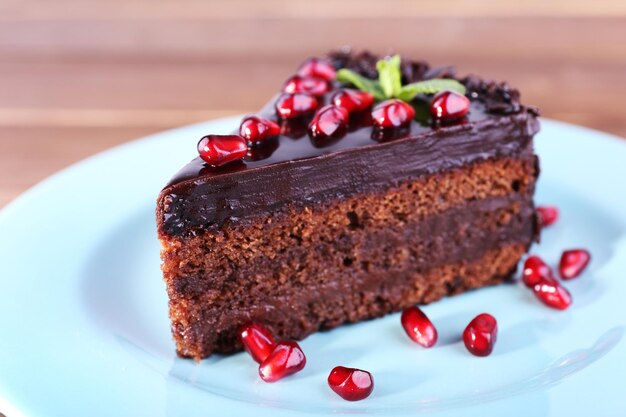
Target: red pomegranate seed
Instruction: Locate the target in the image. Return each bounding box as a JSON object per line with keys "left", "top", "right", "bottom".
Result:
{"left": 239, "top": 115, "right": 281, "bottom": 143}
{"left": 328, "top": 366, "right": 374, "bottom": 401}
{"left": 522, "top": 255, "right": 553, "bottom": 288}
{"left": 197, "top": 134, "right": 247, "bottom": 166}
{"left": 400, "top": 306, "right": 438, "bottom": 348}
{"left": 430, "top": 90, "right": 470, "bottom": 122}
{"left": 463, "top": 313, "right": 498, "bottom": 357}
{"left": 537, "top": 205, "right": 559, "bottom": 227}
{"left": 259, "top": 340, "right": 306, "bottom": 383}
{"left": 239, "top": 322, "right": 276, "bottom": 364}
{"left": 532, "top": 276, "right": 572, "bottom": 310}
{"left": 297, "top": 57, "right": 337, "bottom": 81}
{"left": 331, "top": 89, "right": 375, "bottom": 113}
{"left": 283, "top": 75, "right": 330, "bottom": 97}
{"left": 275, "top": 93, "right": 319, "bottom": 119}
{"left": 559, "top": 249, "right": 591, "bottom": 280}
{"left": 371, "top": 99, "right": 416, "bottom": 128}
{"left": 308, "top": 105, "right": 349, "bottom": 139}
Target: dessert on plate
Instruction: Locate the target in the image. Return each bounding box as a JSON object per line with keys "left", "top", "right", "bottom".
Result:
{"left": 156, "top": 49, "right": 540, "bottom": 360}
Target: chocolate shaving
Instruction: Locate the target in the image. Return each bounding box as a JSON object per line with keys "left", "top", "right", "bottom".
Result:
{"left": 328, "top": 49, "right": 524, "bottom": 115}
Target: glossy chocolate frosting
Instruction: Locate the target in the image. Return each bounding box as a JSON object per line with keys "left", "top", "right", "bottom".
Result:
{"left": 157, "top": 50, "right": 540, "bottom": 237}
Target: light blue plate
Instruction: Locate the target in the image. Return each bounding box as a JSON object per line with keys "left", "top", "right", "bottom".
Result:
{"left": 1, "top": 118, "right": 625, "bottom": 417}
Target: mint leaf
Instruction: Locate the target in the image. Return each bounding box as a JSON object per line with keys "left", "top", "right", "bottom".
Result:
{"left": 338, "top": 56, "right": 467, "bottom": 105}
{"left": 336, "top": 68, "right": 385, "bottom": 100}
{"left": 397, "top": 79, "right": 466, "bottom": 102}
{"left": 376, "top": 54, "right": 402, "bottom": 98}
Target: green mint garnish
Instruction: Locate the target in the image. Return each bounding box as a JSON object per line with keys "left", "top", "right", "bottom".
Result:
{"left": 336, "top": 54, "right": 466, "bottom": 102}
{"left": 336, "top": 68, "right": 385, "bottom": 100}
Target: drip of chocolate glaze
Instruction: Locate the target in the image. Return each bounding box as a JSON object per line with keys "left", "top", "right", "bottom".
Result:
{"left": 158, "top": 109, "right": 539, "bottom": 236}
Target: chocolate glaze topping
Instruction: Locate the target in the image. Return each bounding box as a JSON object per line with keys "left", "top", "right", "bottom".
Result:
{"left": 158, "top": 50, "right": 540, "bottom": 237}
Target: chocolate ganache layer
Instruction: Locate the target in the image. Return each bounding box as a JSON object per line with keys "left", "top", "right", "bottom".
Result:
{"left": 157, "top": 51, "right": 540, "bottom": 237}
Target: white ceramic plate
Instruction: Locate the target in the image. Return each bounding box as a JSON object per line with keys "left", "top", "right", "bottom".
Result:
{"left": 1, "top": 118, "right": 625, "bottom": 417}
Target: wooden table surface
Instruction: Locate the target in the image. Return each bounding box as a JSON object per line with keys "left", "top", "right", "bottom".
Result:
{"left": 1, "top": 0, "right": 625, "bottom": 208}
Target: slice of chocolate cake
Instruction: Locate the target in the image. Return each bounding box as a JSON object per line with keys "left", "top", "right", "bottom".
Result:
{"left": 156, "top": 49, "right": 540, "bottom": 360}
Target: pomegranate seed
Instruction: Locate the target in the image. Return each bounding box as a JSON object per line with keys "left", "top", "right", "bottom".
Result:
{"left": 283, "top": 75, "right": 330, "bottom": 97}
{"left": 239, "top": 115, "right": 280, "bottom": 143}
{"left": 430, "top": 90, "right": 470, "bottom": 122}
{"left": 197, "top": 135, "right": 247, "bottom": 166}
{"left": 532, "top": 276, "right": 572, "bottom": 310}
{"left": 463, "top": 313, "right": 498, "bottom": 357}
{"left": 522, "top": 255, "right": 553, "bottom": 288}
{"left": 400, "top": 306, "right": 438, "bottom": 348}
{"left": 259, "top": 340, "right": 306, "bottom": 383}
{"left": 559, "top": 249, "right": 591, "bottom": 280}
{"left": 331, "top": 89, "right": 375, "bottom": 113}
{"left": 308, "top": 105, "right": 349, "bottom": 139}
{"left": 275, "top": 93, "right": 319, "bottom": 119}
{"left": 537, "top": 205, "right": 559, "bottom": 227}
{"left": 328, "top": 366, "right": 374, "bottom": 401}
{"left": 371, "top": 99, "right": 416, "bottom": 128}
{"left": 297, "top": 57, "right": 336, "bottom": 81}
{"left": 239, "top": 322, "right": 276, "bottom": 364}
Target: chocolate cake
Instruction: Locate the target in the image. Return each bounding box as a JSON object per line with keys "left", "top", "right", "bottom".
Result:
{"left": 156, "top": 49, "right": 540, "bottom": 360}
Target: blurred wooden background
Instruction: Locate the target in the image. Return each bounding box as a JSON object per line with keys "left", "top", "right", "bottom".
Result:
{"left": 1, "top": 0, "right": 625, "bottom": 207}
